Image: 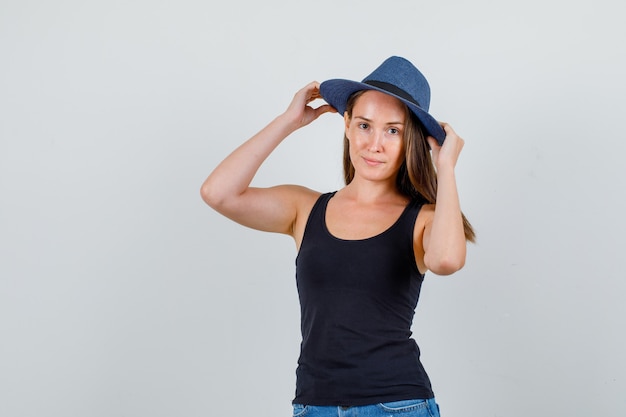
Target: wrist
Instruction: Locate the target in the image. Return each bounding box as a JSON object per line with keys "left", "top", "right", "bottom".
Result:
{"left": 434, "top": 163, "right": 457, "bottom": 175}
{"left": 271, "top": 113, "right": 301, "bottom": 137}
{"left": 277, "top": 111, "right": 305, "bottom": 131}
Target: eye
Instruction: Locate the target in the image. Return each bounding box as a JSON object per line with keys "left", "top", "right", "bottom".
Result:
{"left": 388, "top": 127, "right": 401, "bottom": 135}
{"left": 358, "top": 122, "right": 369, "bottom": 130}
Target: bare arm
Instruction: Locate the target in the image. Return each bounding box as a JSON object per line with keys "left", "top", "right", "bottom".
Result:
{"left": 200, "top": 81, "right": 335, "bottom": 235}
{"left": 422, "top": 123, "right": 468, "bottom": 275}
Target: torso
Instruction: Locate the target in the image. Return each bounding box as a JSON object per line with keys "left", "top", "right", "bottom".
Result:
{"left": 293, "top": 191, "right": 435, "bottom": 405}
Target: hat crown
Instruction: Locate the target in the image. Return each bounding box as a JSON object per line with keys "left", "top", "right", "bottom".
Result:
{"left": 362, "top": 56, "right": 431, "bottom": 111}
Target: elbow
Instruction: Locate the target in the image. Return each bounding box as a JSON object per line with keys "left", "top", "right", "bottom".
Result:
{"left": 425, "top": 252, "right": 466, "bottom": 276}
{"left": 200, "top": 179, "right": 226, "bottom": 210}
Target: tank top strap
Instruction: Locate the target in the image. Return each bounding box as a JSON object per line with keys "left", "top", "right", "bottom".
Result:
{"left": 397, "top": 198, "right": 424, "bottom": 231}
{"left": 308, "top": 191, "right": 335, "bottom": 225}
{"left": 299, "top": 191, "right": 336, "bottom": 245}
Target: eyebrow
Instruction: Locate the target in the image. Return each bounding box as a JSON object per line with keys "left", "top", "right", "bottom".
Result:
{"left": 354, "top": 116, "right": 405, "bottom": 125}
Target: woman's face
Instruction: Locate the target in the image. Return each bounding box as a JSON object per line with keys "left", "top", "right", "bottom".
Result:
{"left": 344, "top": 90, "right": 407, "bottom": 184}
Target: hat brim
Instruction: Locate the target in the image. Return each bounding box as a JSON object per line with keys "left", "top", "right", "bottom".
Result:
{"left": 320, "top": 79, "right": 445, "bottom": 145}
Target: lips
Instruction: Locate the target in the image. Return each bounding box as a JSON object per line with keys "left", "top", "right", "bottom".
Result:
{"left": 362, "top": 156, "right": 384, "bottom": 166}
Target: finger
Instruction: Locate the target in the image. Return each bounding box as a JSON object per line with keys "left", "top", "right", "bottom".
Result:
{"left": 440, "top": 122, "right": 457, "bottom": 138}
{"left": 307, "top": 88, "right": 324, "bottom": 103}
{"left": 426, "top": 136, "right": 440, "bottom": 150}
{"left": 314, "top": 104, "right": 337, "bottom": 117}
{"left": 307, "top": 93, "right": 322, "bottom": 103}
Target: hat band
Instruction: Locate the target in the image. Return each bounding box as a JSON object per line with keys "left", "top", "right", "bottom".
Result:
{"left": 364, "top": 80, "right": 421, "bottom": 108}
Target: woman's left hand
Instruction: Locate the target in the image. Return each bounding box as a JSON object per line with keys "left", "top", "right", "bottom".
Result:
{"left": 427, "top": 123, "right": 464, "bottom": 171}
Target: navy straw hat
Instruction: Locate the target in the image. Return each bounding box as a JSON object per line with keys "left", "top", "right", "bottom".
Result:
{"left": 320, "top": 56, "right": 446, "bottom": 145}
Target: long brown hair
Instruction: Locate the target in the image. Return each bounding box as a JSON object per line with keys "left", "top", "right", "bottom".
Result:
{"left": 342, "top": 90, "right": 476, "bottom": 242}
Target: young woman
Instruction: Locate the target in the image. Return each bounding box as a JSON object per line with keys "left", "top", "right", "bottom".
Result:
{"left": 201, "top": 56, "right": 475, "bottom": 417}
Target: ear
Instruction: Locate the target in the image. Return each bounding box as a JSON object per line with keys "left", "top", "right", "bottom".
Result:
{"left": 343, "top": 111, "right": 350, "bottom": 138}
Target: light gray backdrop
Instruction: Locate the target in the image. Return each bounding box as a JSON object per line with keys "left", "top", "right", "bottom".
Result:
{"left": 1, "top": 1, "right": 624, "bottom": 416}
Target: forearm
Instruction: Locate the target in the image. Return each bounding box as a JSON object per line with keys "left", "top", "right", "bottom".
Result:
{"left": 200, "top": 113, "right": 298, "bottom": 207}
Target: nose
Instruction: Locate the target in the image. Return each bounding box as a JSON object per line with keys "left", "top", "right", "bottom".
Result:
{"left": 368, "top": 130, "right": 383, "bottom": 152}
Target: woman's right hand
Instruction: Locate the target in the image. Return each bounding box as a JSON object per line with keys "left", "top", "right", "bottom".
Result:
{"left": 282, "top": 81, "right": 336, "bottom": 129}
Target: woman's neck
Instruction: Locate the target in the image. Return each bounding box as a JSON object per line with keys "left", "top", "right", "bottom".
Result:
{"left": 338, "top": 177, "right": 407, "bottom": 206}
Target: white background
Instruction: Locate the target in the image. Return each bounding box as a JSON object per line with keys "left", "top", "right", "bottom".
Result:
{"left": 1, "top": 1, "right": 625, "bottom": 416}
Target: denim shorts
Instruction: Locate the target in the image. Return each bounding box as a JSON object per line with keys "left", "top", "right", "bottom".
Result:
{"left": 292, "top": 398, "right": 440, "bottom": 417}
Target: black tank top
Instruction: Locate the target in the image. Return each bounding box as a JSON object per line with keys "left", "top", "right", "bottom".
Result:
{"left": 293, "top": 192, "right": 434, "bottom": 406}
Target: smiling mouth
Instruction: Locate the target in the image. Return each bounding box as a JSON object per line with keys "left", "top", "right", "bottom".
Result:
{"left": 363, "top": 157, "right": 384, "bottom": 166}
